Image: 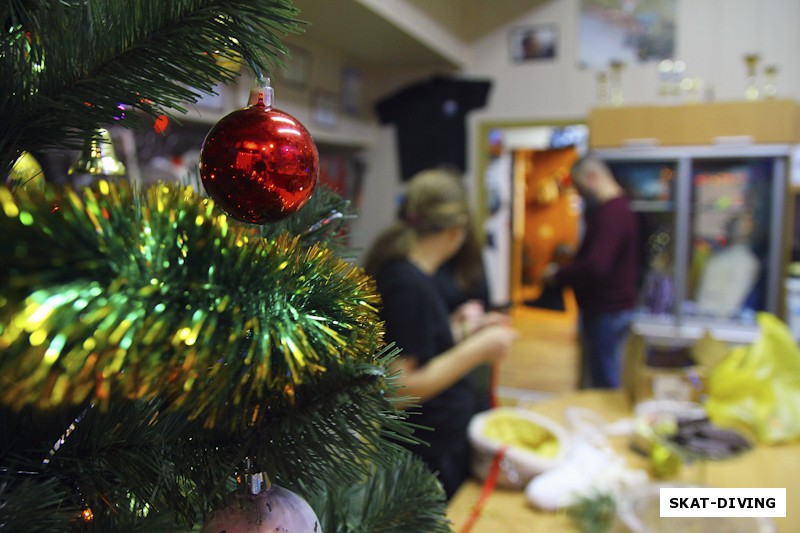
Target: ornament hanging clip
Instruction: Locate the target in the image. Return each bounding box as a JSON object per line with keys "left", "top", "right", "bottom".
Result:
{"left": 248, "top": 77, "right": 274, "bottom": 109}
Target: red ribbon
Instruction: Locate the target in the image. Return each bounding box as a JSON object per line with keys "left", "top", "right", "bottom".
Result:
{"left": 459, "top": 365, "right": 506, "bottom": 533}
{"left": 458, "top": 362, "right": 503, "bottom": 532}
{"left": 459, "top": 447, "right": 507, "bottom": 533}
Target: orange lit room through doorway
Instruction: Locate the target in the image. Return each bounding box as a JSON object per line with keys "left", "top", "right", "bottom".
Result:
{"left": 511, "top": 146, "right": 581, "bottom": 306}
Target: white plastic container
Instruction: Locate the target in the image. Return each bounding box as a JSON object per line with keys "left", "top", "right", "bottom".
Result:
{"left": 468, "top": 407, "right": 569, "bottom": 489}
{"left": 613, "top": 483, "right": 775, "bottom": 533}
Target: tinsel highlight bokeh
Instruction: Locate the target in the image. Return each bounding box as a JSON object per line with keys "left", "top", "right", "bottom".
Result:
{"left": 0, "top": 181, "right": 384, "bottom": 429}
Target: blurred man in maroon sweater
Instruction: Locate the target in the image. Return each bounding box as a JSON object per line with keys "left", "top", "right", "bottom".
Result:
{"left": 543, "top": 156, "right": 640, "bottom": 388}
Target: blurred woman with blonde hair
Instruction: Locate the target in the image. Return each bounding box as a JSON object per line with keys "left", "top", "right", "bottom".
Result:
{"left": 364, "top": 168, "right": 517, "bottom": 499}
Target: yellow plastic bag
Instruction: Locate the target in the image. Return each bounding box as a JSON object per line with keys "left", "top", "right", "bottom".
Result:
{"left": 705, "top": 313, "right": 800, "bottom": 444}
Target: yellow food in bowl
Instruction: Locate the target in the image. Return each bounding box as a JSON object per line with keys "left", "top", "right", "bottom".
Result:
{"left": 482, "top": 411, "right": 560, "bottom": 457}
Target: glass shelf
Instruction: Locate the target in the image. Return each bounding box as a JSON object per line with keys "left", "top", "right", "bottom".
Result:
{"left": 596, "top": 147, "right": 789, "bottom": 343}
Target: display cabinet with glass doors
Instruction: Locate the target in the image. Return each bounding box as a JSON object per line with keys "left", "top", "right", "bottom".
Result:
{"left": 594, "top": 145, "right": 792, "bottom": 345}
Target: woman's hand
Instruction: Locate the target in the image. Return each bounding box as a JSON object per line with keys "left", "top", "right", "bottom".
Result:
{"left": 450, "top": 300, "right": 486, "bottom": 341}
{"left": 451, "top": 300, "right": 512, "bottom": 342}
{"left": 462, "top": 323, "right": 518, "bottom": 364}
{"left": 475, "top": 311, "right": 512, "bottom": 330}
{"left": 541, "top": 262, "right": 560, "bottom": 286}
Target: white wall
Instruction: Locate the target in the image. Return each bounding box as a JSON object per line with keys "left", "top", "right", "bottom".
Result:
{"left": 273, "top": 37, "right": 380, "bottom": 148}
{"left": 459, "top": 0, "right": 800, "bottom": 219}
{"left": 468, "top": 0, "right": 593, "bottom": 121}
{"left": 265, "top": 36, "right": 443, "bottom": 263}
{"left": 280, "top": 0, "right": 800, "bottom": 264}
{"left": 348, "top": 127, "right": 408, "bottom": 257}
{"left": 468, "top": 0, "right": 800, "bottom": 121}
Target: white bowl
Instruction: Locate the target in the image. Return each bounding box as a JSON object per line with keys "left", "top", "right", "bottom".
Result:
{"left": 468, "top": 407, "right": 570, "bottom": 489}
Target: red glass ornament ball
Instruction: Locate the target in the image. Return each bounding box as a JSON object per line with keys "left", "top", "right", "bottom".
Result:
{"left": 199, "top": 101, "right": 319, "bottom": 224}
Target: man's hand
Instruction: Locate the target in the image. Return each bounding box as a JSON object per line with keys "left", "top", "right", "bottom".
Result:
{"left": 541, "top": 262, "right": 560, "bottom": 287}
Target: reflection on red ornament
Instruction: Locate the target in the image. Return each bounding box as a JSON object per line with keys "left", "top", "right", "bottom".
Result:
{"left": 199, "top": 88, "right": 319, "bottom": 224}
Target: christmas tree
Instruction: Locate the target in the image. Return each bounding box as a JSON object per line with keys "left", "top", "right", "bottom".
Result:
{"left": 0, "top": 1, "right": 450, "bottom": 531}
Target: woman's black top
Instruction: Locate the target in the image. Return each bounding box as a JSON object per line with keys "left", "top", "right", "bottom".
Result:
{"left": 374, "top": 259, "right": 477, "bottom": 454}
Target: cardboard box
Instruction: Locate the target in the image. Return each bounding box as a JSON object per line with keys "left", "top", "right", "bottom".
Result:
{"left": 590, "top": 99, "right": 800, "bottom": 148}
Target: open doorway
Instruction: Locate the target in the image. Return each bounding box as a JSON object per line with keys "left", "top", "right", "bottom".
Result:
{"left": 476, "top": 121, "right": 588, "bottom": 309}
{"left": 515, "top": 146, "right": 582, "bottom": 304}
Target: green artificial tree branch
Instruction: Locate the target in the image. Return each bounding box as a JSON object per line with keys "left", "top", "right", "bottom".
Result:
{"left": 0, "top": 1, "right": 455, "bottom": 529}
{"left": 259, "top": 183, "right": 359, "bottom": 260}
{"left": 307, "top": 447, "right": 451, "bottom": 533}
{"left": 0, "top": 471, "right": 80, "bottom": 531}
{"left": 0, "top": 180, "right": 451, "bottom": 530}
{"left": 0, "top": 0, "right": 303, "bottom": 172}
{"left": 0, "top": 181, "right": 384, "bottom": 428}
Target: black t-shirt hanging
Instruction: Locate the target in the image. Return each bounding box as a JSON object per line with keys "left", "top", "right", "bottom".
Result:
{"left": 376, "top": 75, "right": 492, "bottom": 181}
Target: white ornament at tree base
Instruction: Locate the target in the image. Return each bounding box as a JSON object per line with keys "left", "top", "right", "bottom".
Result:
{"left": 201, "top": 483, "right": 321, "bottom": 533}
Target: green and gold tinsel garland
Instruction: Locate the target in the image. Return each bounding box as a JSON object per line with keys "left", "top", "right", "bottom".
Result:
{"left": 0, "top": 181, "right": 384, "bottom": 429}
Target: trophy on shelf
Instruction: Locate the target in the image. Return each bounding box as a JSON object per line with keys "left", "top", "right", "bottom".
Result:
{"left": 657, "top": 59, "right": 674, "bottom": 104}
{"left": 609, "top": 59, "right": 625, "bottom": 107}
{"left": 763, "top": 65, "right": 778, "bottom": 99}
{"left": 657, "top": 59, "right": 695, "bottom": 105}
{"left": 596, "top": 70, "right": 609, "bottom": 106}
{"left": 743, "top": 53, "right": 761, "bottom": 101}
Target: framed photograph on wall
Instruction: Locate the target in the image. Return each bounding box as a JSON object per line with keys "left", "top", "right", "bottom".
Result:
{"left": 341, "top": 66, "right": 364, "bottom": 116}
{"left": 279, "top": 44, "right": 312, "bottom": 88}
{"left": 312, "top": 90, "right": 339, "bottom": 128}
{"left": 509, "top": 24, "right": 558, "bottom": 62}
{"left": 578, "top": 0, "right": 676, "bottom": 68}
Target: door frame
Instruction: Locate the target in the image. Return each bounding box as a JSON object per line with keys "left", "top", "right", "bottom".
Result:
{"left": 475, "top": 118, "right": 587, "bottom": 306}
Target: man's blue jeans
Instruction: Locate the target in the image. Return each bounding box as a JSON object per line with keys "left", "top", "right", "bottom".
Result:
{"left": 579, "top": 309, "right": 634, "bottom": 388}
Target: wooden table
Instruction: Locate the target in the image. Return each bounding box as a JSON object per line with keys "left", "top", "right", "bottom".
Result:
{"left": 447, "top": 390, "right": 799, "bottom": 533}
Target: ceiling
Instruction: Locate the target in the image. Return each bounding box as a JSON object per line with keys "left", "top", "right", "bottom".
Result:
{"left": 291, "top": 0, "right": 547, "bottom": 69}
{"left": 406, "top": 0, "right": 549, "bottom": 42}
